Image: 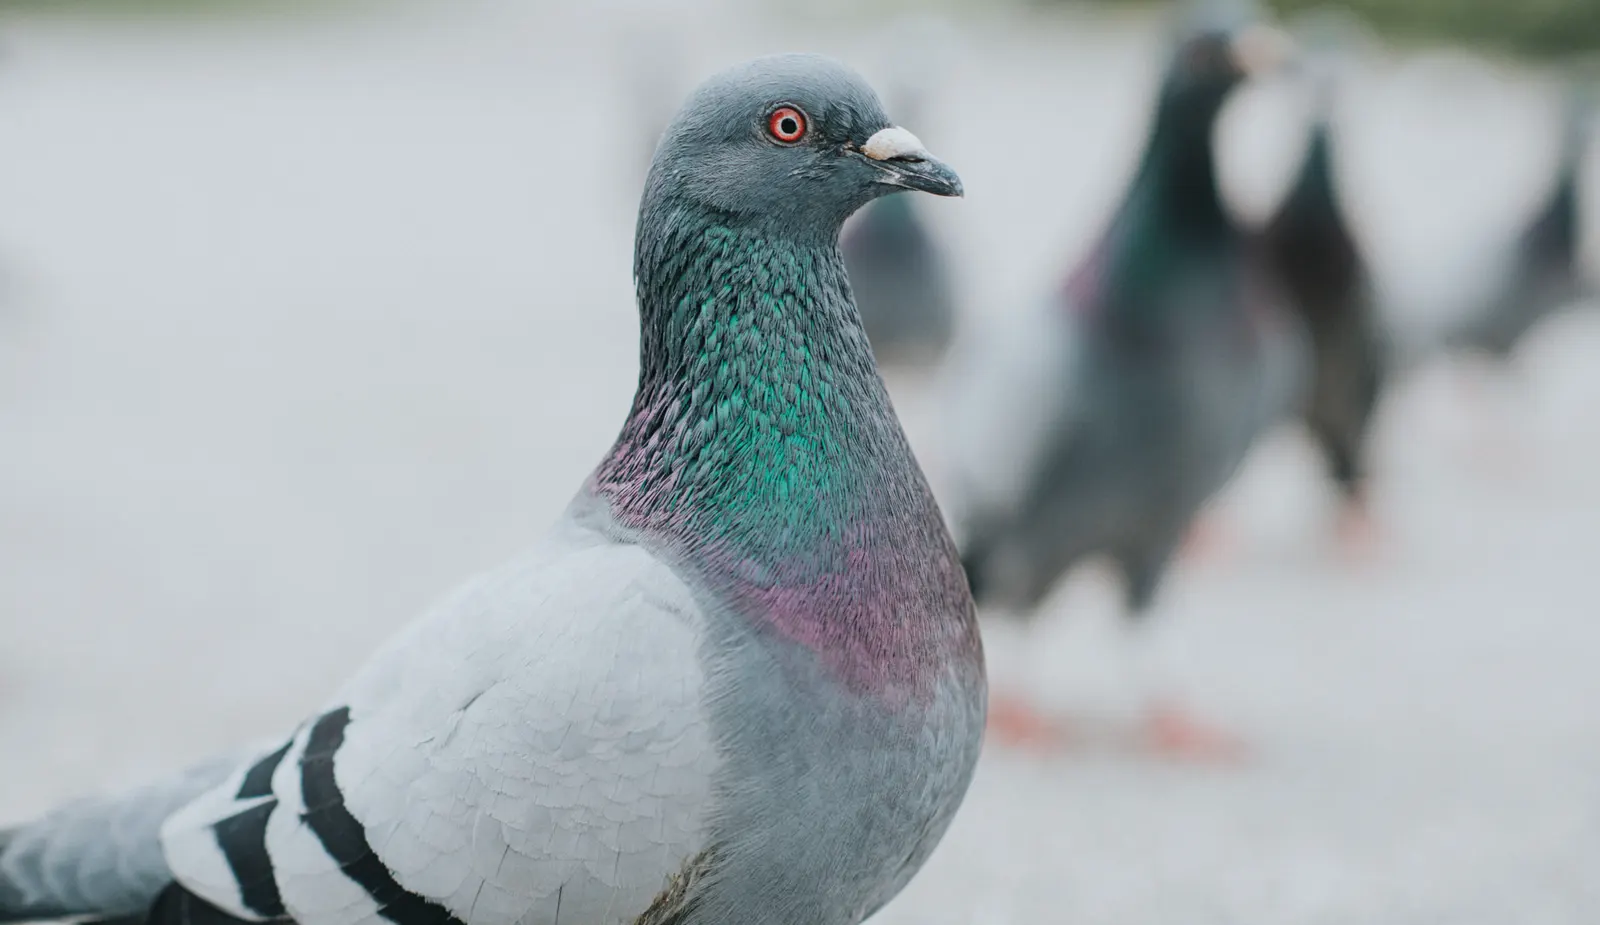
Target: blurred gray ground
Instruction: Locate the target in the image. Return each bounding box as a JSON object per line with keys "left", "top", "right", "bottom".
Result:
{"left": 1, "top": 2, "right": 1599, "bottom": 923}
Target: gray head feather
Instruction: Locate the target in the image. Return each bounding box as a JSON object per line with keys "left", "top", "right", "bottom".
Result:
{"left": 641, "top": 53, "right": 961, "bottom": 238}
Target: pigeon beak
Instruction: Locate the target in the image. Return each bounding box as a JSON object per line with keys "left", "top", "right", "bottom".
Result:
{"left": 1228, "top": 24, "right": 1297, "bottom": 77}
{"left": 858, "top": 126, "right": 964, "bottom": 198}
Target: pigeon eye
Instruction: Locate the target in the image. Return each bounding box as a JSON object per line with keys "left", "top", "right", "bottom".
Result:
{"left": 767, "top": 106, "right": 807, "bottom": 143}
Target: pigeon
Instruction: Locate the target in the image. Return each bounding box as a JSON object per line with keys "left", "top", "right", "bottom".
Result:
{"left": 1261, "top": 37, "right": 1388, "bottom": 546}
{"left": 840, "top": 25, "right": 962, "bottom": 371}
{"left": 943, "top": 21, "right": 1297, "bottom": 756}
{"left": 1446, "top": 81, "right": 1594, "bottom": 360}
{"left": 0, "top": 54, "right": 984, "bottom": 925}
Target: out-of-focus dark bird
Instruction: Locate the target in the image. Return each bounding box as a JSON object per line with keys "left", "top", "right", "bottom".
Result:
{"left": 841, "top": 21, "right": 961, "bottom": 371}
{"left": 944, "top": 20, "right": 1301, "bottom": 758}
{"left": 842, "top": 174, "right": 959, "bottom": 370}
{"left": 1446, "top": 82, "right": 1594, "bottom": 360}
{"left": 1262, "top": 36, "right": 1388, "bottom": 549}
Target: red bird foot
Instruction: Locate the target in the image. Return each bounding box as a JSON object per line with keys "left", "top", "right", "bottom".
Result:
{"left": 1179, "top": 514, "right": 1234, "bottom": 564}
{"left": 1138, "top": 702, "right": 1251, "bottom": 764}
{"left": 985, "top": 693, "right": 1071, "bottom": 751}
{"left": 1333, "top": 498, "right": 1383, "bottom": 563}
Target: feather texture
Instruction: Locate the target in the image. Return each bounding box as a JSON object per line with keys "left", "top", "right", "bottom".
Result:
{"left": 1, "top": 53, "right": 982, "bottom": 925}
{"left": 0, "top": 753, "right": 252, "bottom": 923}
{"left": 159, "top": 517, "right": 717, "bottom": 925}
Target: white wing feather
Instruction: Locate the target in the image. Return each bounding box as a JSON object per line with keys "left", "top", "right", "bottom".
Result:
{"left": 163, "top": 515, "right": 718, "bottom": 925}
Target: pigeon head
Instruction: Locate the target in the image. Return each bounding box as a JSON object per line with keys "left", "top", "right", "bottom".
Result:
{"left": 1159, "top": 24, "right": 1293, "bottom": 115}
{"left": 1120, "top": 19, "right": 1291, "bottom": 229}
{"left": 642, "top": 53, "right": 962, "bottom": 236}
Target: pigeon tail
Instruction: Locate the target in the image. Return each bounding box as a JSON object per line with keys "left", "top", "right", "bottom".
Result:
{"left": 0, "top": 811, "right": 165, "bottom": 924}
{"left": 0, "top": 819, "right": 89, "bottom": 924}
{"left": 0, "top": 827, "right": 14, "bottom": 920}
{"left": 0, "top": 754, "right": 242, "bottom": 924}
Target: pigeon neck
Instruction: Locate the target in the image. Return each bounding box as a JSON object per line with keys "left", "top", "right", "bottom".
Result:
{"left": 1550, "top": 133, "right": 1587, "bottom": 225}
{"left": 1559, "top": 93, "right": 1593, "bottom": 169}
{"left": 607, "top": 199, "right": 895, "bottom": 536}
{"left": 1130, "top": 93, "right": 1231, "bottom": 232}
{"left": 591, "top": 197, "right": 975, "bottom": 701}
{"left": 1287, "top": 121, "right": 1340, "bottom": 218}
{"left": 1527, "top": 169, "right": 1581, "bottom": 261}
{"left": 1525, "top": 113, "right": 1586, "bottom": 259}
{"left": 1070, "top": 93, "right": 1237, "bottom": 321}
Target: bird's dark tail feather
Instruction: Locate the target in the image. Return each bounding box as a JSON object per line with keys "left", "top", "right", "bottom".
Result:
{"left": 0, "top": 804, "right": 170, "bottom": 924}
{"left": 0, "top": 827, "right": 14, "bottom": 921}
{"left": 82, "top": 884, "right": 271, "bottom": 925}
{"left": 0, "top": 823, "right": 67, "bottom": 925}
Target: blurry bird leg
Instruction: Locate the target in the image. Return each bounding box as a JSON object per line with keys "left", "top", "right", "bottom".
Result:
{"left": 985, "top": 691, "right": 1072, "bottom": 751}
{"left": 1332, "top": 488, "right": 1382, "bottom": 562}
{"left": 1178, "top": 511, "right": 1234, "bottom": 563}
{"left": 1139, "top": 701, "right": 1251, "bottom": 763}
{"left": 1122, "top": 620, "right": 1250, "bottom": 763}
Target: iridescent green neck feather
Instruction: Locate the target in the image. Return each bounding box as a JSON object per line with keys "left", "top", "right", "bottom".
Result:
{"left": 595, "top": 192, "right": 955, "bottom": 570}
{"left": 590, "top": 195, "right": 973, "bottom": 697}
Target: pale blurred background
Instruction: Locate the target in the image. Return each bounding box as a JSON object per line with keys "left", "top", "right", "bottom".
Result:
{"left": 1, "top": 0, "right": 1598, "bottom": 922}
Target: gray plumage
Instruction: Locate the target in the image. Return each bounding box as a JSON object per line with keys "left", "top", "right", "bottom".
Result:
{"left": 949, "top": 23, "right": 1304, "bottom": 617}
{"left": 0, "top": 753, "right": 245, "bottom": 922}
{"left": 0, "top": 54, "right": 982, "bottom": 925}
{"left": 1262, "top": 30, "right": 1387, "bottom": 503}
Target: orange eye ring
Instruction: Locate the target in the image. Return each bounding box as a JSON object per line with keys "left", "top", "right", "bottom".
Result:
{"left": 767, "top": 106, "right": 807, "bottom": 143}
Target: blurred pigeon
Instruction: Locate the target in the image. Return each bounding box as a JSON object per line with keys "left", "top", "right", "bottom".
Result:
{"left": 1262, "top": 34, "right": 1388, "bottom": 546}
{"left": 1446, "top": 82, "right": 1594, "bottom": 360}
{"left": 842, "top": 170, "right": 959, "bottom": 369}
{"left": 0, "top": 54, "right": 983, "bottom": 925}
{"left": 945, "top": 22, "right": 1299, "bottom": 757}
{"left": 841, "top": 17, "right": 962, "bottom": 370}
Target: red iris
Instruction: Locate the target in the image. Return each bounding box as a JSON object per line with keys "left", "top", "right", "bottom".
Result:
{"left": 768, "top": 106, "right": 807, "bottom": 143}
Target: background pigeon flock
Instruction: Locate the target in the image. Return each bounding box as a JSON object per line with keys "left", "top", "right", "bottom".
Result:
{"left": 1, "top": 0, "right": 1597, "bottom": 923}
